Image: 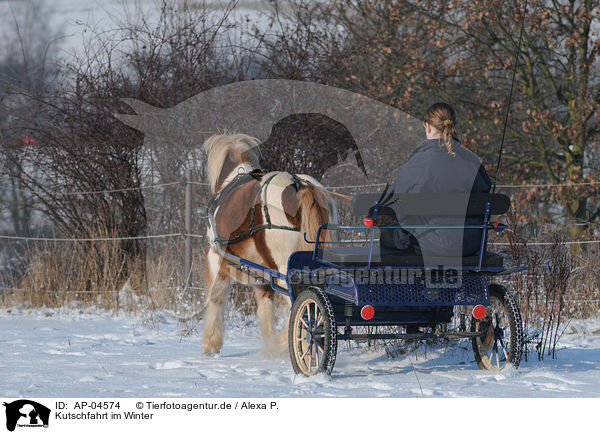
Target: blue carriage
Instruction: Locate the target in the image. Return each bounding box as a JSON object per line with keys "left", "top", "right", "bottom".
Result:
{"left": 222, "top": 190, "right": 525, "bottom": 376}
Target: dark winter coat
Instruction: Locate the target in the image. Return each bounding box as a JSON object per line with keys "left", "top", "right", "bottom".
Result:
{"left": 391, "top": 138, "right": 491, "bottom": 256}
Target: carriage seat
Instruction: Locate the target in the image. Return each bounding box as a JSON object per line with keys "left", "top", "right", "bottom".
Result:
{"left": 317, "top": 246, "right": 503, "bottom": 268}
{"left": 326, "top": 192, "right": 510, "bottom": 269}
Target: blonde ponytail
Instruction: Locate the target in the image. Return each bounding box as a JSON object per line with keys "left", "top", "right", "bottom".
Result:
{"left": 424, "top": 103, "right": 457, "bottom": 156}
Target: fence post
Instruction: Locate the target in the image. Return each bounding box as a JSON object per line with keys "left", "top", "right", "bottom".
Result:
{"left": 184, "top": 169, "right": 192, "bottom": 289}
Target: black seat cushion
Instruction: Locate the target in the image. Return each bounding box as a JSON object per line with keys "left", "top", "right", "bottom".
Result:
{"left": 317, "top": 246, "right": 503, "bottom": 268}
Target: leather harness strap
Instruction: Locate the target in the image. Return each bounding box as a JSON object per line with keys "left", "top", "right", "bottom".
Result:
{"left": 209, "top": 170, "right": 308, "bottom": 244}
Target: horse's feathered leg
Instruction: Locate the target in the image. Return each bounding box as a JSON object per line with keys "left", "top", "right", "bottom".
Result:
{"left": 253, "top": 285, "right": 277, "bottom": 358}
{"left": 202, "top": 251, "right": 230, "bottom": 354}
{"left": 277, "top": 295, "right": 291, "bottom": 354}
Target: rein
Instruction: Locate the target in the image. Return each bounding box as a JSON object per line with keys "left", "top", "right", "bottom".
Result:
{"left": 328, "top": 190, "right": 352, "bottom": 201}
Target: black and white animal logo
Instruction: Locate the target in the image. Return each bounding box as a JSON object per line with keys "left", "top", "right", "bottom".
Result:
{"left": 3, "top": 400, "right": 50, "bottom": 432}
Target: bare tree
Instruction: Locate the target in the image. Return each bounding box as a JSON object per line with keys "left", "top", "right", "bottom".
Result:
{"left": 0, "top": 0, "right": 58, "bottom": 237}
{"left": 258, "top": 0, "right": 600, "bottom": 237}
{"left": 1, "top": 0, "right": 247, "bottom": 290}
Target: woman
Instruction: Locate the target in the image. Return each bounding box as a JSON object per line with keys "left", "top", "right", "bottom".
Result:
{"left": 384, "top": 102, "right": 491, "bottom": 257}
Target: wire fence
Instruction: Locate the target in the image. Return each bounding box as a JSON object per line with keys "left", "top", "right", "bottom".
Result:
{"left": 18, "top": 286, "right": 600, "bottom": 305}
{"left": 2, "top": 233, "right": 599, "bottom": 245}
{"left": 324, "top": 180, "right": 600, "bottom": 189}
{"left": 489, "top": 240, "right": 600, "bottom": 246}
{"left": 0, "top": 179, "right": 208, "bottom": 196}
{"left": 1, "top": 176, "right": 597, "bottom": 315}
{"left": 0, "top": 233, "right": 182, "bottom": 242}
{"left": 1, "top": 177, "right": 599, "bottom": 195}
{"left": 0, "top": 175, "right": 599, "bottom": 243}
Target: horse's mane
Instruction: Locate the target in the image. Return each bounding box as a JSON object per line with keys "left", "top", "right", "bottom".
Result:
{"left": 203, "top": 133, "right": 261, "bottom": 193}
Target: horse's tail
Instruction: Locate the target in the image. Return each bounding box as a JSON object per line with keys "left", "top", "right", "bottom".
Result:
{"left": 297, "top": 184, "right": 332, "bottom": 251}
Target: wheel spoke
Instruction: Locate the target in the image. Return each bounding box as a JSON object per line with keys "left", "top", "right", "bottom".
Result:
{"left": 471, "top": 287, "right": 522, "bottom": 372}
{"left": 493, "top": 341, "right": 500, "bottom": 369}
{"left": 316, "top": 312, "right": 323, "bottom": 329}
{"left": 311, "top": 305, "right": 323, "bottom": 371}
{"left": 309, "top": 333, "right": 314, "bottom": 369}
{"left": 301, "top": 344, "right": 310, "bottom": 361}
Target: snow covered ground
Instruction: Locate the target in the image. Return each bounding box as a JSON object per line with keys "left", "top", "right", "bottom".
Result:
{"left": 2, "top": 307, "right": 600, "bottom": 398}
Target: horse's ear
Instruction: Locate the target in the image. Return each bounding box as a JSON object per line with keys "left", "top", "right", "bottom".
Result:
{"left": 120, "top": 98, "right": 162, "bottom": 115}
{"left": 377, "top": 183, "right": 390, "bottom": 203}
{"left": 114, "top": 99, "right": 165, "bottom": 136}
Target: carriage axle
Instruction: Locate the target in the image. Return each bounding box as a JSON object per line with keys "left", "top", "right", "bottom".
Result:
{"left": 336, "top": 328, "right": 489, "bottom": 342}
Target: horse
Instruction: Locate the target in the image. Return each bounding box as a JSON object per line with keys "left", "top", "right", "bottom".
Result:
{"left": 201, "top": 133, "right": 337, "bottom": 357}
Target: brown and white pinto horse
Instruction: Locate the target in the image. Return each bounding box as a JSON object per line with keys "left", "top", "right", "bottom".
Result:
{"left": 202, "top": 133, "right": 337, "bottom": 357}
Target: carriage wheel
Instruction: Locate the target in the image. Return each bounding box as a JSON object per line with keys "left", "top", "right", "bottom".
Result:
{"left": 472, "top": 284, "right": 523, "bottom": 370}
{"left": 288, "top": 287, "right": 337, "bottom": 376}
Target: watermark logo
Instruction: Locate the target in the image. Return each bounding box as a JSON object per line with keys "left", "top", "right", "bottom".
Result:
{"left": 288, "top": 265, "right": 462, "bottom": 288}
{"left": 115, "top": 79, "right": 478, "bottom": 271}
{"left": 3, "top": 400, "right": 50, "bottom": 432}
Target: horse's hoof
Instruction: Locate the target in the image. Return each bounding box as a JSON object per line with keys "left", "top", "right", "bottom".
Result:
{"left": 202, "top": 348, "right": 221, "bottom": 356}
{"left": 260, "top": 351, "right": 278, "bottom": 360}
{"left": 277, "top": 341, "right": 288, "bottom": 357}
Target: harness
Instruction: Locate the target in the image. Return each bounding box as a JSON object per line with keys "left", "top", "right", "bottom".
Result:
{"left": 208, "top": 169, "right": 308, "bottom": 245}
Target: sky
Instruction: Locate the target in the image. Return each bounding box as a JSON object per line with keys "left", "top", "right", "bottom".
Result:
{"left": 0, "top": 0, "right": 271, "bottom": 61}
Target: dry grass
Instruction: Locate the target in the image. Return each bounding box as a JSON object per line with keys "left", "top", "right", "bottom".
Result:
{"left": 566, "top": 244, "right": 600, "bottom": 318}
{"left": 500, "top": 211, "right": 600, "bottom": 359}
{"left": 0, "top": 231, "right": 208, "bottom": 316}
{"left": 1, "top": 237, "right": 132, "bottom": 309}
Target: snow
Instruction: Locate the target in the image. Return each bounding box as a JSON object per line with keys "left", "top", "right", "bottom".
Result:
{"left": 2, "top": 307, "right": 600, "bottom": 398}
